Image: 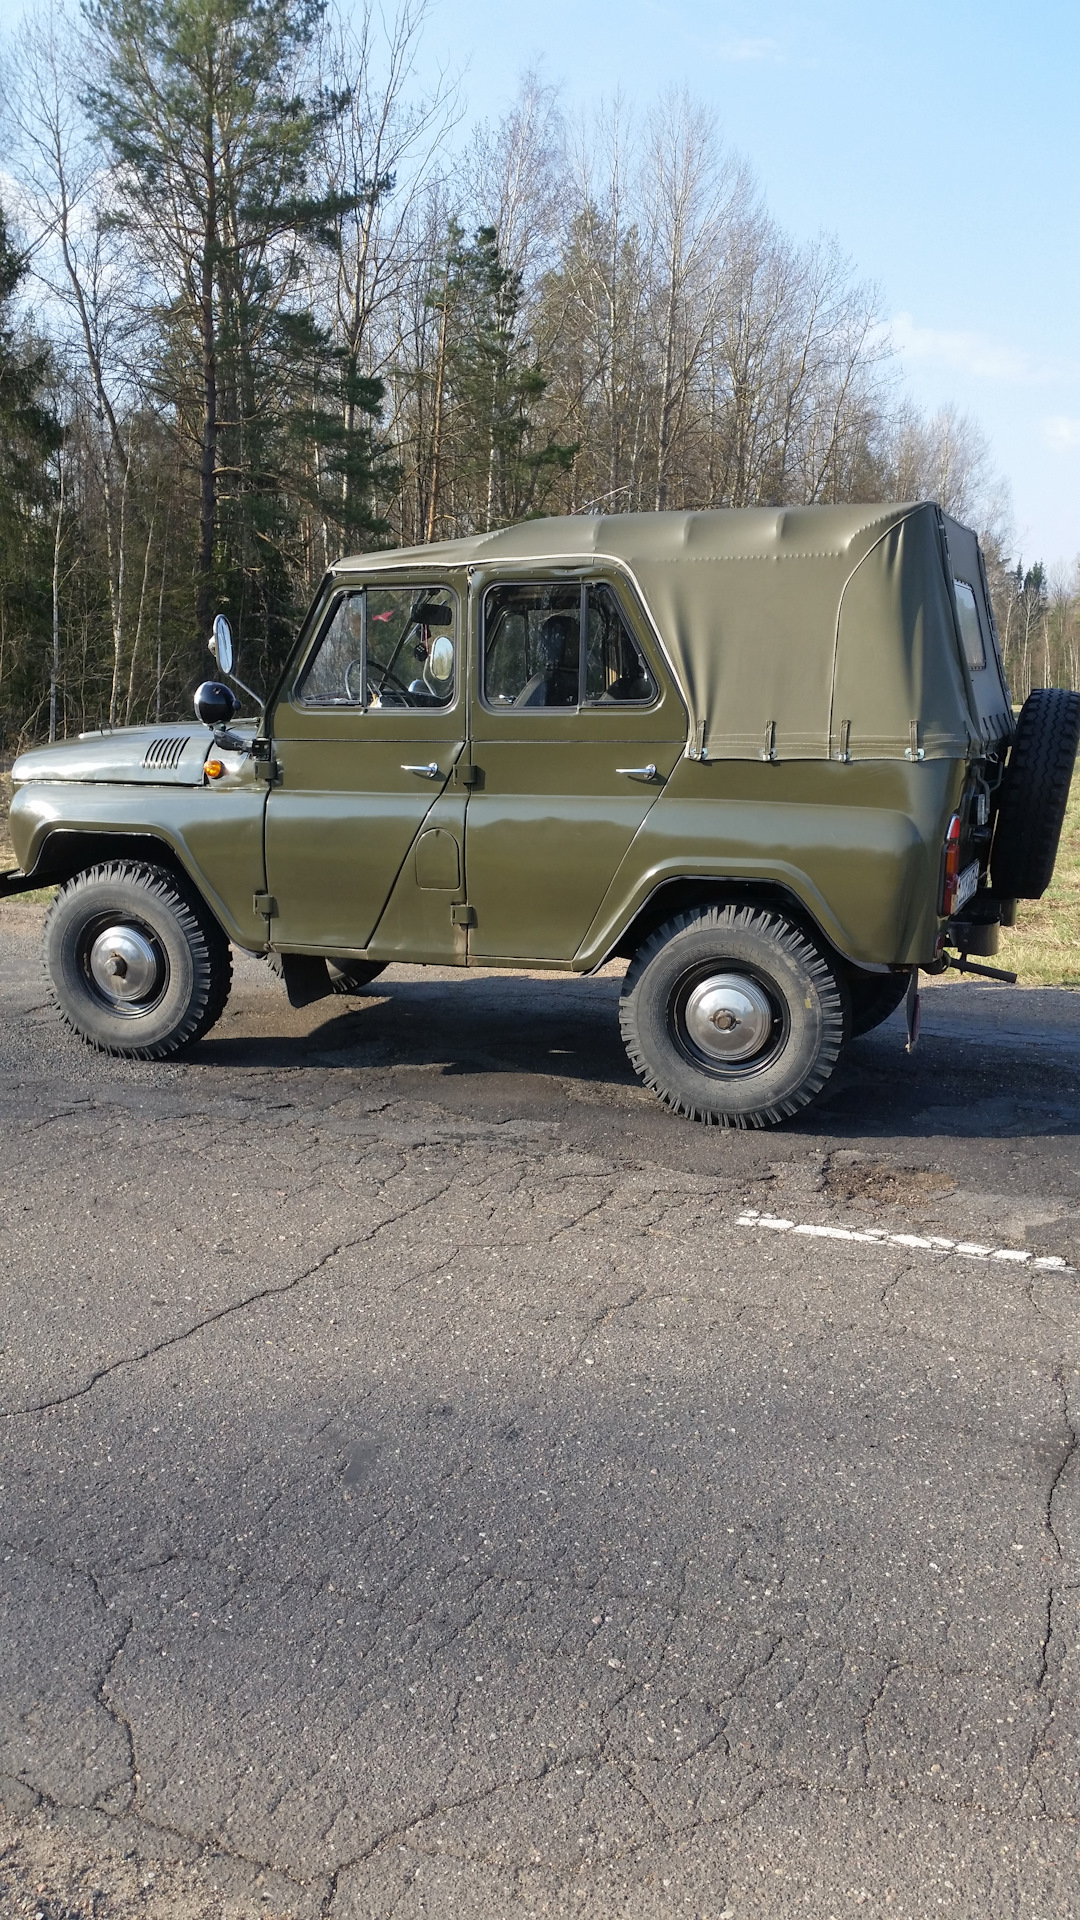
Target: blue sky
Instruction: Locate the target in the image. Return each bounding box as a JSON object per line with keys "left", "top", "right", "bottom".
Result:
{"left": 3, "top": 0, "right": 1076, "bottom": 569}
{"left": 422, "top": 0, "right": 1079, "bottom": 571}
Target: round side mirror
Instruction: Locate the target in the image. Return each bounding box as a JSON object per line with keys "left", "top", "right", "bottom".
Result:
{"left": 428, "top": 635, "right": 455, "bottom": 682}
{"left": 194, "top": 680, "right": 240, "bottom": 727}
{"left": 210, "top": 612, "right": 234, "bottom": 677}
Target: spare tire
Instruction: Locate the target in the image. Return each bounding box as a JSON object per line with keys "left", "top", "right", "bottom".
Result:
{"left": 991, "top": 687, "right": 1080, "bottom": 899}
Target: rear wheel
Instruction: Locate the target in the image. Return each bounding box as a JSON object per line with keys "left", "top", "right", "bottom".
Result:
{"left": 619, "top": 905, "right": 847, "bottom": 1127}
{"left": 44, "top": 861, "right": 232, "bottom": 1058}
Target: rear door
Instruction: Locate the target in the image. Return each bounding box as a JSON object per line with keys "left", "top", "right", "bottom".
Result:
{"left": 464, "top": 572, "right": 686, "bottom": 963}
{"left": 265, "top": 577, "right": 465, "bottom": 952}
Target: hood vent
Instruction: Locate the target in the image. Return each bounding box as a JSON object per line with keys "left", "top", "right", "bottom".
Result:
{"left": 143, "top": 735, "right": 190, "bottom": 770}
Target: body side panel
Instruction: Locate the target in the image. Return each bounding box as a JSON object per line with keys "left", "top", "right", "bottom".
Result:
{"left": 575, "top": 756, "right": 965, "bottom": 970}
{"left": 364, "top": 788, "right": 469, "bottom": 965}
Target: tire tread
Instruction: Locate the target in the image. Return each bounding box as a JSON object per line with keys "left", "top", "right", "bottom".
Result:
{"left": 991, "top": 688, "right": 1080, "bottom": 898}
{"left": 619, "top": 904, "right": 845, "bottom": 1128}
{"left": 44, "top": 861, "right": 232, "bottom": 1058}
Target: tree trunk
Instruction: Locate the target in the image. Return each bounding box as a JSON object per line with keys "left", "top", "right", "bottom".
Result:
{"left": 197, "top": 107, "right": 219, "bottom": 635}
{"left": 125, "top": 493, "right": 157, "bottom": 722}
{"left": 425, "top": 274, "right": 450, "bottom": 543}
{"left": 105, "top": 449, "right": 130, "bottom": 727}
{"left": 49, "top": 446, "right": 64, "bottom": 742}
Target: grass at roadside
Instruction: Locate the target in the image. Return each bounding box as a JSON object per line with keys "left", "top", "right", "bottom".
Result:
{"left": 1000, "top": 766, "right": 1080, "bottom": 986}
{"left": 3, "top": 757, "right": 1079, "bottom": 983}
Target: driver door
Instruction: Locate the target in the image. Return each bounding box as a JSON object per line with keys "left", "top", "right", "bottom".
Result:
{"left": 264, "top": 578, "right": 466, "bottom": 952}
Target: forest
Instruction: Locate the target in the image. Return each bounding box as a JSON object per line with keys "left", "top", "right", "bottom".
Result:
{"left": 0, "top": 0, "right": 1075, "bottom": 746}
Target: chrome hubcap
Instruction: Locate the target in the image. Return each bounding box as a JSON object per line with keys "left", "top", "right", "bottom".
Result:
{"left": 88, "top": 924, "right": 164, "bottom": 1006}
{"left": 683, "top": 972, "right": 774, "bottom": 1063}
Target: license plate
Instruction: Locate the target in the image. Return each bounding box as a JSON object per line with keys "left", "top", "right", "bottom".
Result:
{"left": 955, "top": 860, "right": 980, "bottom": 912}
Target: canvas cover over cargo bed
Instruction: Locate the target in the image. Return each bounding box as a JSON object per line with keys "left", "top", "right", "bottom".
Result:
{"left": 340, "top": 501, "right": 1012, "bottom": 763}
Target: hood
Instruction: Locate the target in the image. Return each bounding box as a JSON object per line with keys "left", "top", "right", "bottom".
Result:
{"left": 13, "top": 720, "right": 258, "bottom": 787}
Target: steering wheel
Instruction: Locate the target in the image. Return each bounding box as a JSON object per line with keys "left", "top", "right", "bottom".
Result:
{"left": 369, "top": 664, "right": 411, "bottom": 705}
{"left": 344, "top": 660, "right": 412, "bottom": 705}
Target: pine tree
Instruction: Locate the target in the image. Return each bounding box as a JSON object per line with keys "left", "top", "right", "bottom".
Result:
{"left": 428, "top": 224, "right": 575, "bottom": 535}
{"left": 83, "top": 0, "right": 386, "bottom": 668}
{"left": 0, "top": 203, "right": 61, "bottom": 740}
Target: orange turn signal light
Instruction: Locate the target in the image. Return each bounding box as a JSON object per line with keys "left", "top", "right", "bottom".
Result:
{"left": 205, "top": 759, "right": 225, "bottom": 780}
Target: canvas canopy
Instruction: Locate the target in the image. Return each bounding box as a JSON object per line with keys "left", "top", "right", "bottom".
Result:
{"left": 339, "top": 502, "right": 1011, "bottom": 762}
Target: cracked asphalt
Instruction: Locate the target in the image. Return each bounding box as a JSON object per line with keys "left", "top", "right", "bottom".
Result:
{"left": 2, "top": 899, "right": 1080, "bottom": 1919}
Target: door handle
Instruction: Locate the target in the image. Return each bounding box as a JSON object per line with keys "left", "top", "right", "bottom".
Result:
{"left": 402, "top": 762, "right": 441, "bottom": 778}
{"left": 616, "top": 763, "right": 658, "bottom": 781}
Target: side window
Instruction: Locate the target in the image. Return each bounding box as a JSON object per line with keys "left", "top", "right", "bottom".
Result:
{"left": 954, "top": 580, "right": 987, "bottom": 672}
{"left": 584, "top": 584, "right": 657, "bottom": 704}
{"left": 483, "top": 583, "right": 582, "bottom": 707}
{"left": 482, "top": 580, "right": 656, "bottom": 709}
{"left": 296, "top": 586, "right": 456, "bottom": 708}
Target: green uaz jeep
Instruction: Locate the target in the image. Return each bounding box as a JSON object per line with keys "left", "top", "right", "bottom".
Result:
{"left": 5, "top": 503, "right": 1078, "bottom": 1127}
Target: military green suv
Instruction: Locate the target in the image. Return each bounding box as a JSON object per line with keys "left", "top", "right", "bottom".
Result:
{"left": 5, "top": 503, "right": 1078, "bottom": 1127}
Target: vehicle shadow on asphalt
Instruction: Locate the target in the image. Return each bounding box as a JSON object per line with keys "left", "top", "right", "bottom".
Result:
{"left": 191, "top": 971, "right": 1080, "bottom": 1143}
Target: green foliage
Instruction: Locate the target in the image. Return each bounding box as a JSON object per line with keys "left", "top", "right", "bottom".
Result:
{"left": 0, "top": 204, "right": 60, "bottom": 740}
{"left": 83, "top": 0, "right": 388, "bottom": 677}
{"left": 428, "top": 224, "right": 576, "bottom": 533}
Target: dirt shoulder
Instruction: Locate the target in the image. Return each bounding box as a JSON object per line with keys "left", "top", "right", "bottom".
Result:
{"left": 1001, "top": 767, "right": 1080, "bottom": 985}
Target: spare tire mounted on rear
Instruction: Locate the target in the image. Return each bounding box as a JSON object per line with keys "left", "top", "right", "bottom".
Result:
{"left": 991, "top": 687, "right": 1080, "bottom": 900}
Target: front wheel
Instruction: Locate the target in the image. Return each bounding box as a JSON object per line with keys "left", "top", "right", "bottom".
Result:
{"left": 619, "top": 905, "right": 847, "bottom": 1127}
{"left": 44, "top": 861, "right": 232, "bottom": 1058}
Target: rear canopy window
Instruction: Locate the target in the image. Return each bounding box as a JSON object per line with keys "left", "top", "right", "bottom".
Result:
{"left": 954, "top": 580, "right": 986, "bottom": 672}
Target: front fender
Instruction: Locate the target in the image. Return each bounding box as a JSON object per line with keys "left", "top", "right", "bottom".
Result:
{"left": 9, "top": 781, "right": 268, "bottom": 950}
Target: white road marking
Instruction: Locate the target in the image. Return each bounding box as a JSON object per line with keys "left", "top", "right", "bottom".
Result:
{"left": 735, "top": 1210, "right": 1073, "bottom": 1272}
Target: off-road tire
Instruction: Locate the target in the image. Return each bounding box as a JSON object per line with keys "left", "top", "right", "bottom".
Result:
{"left": 44, "top": 861, "right": 232, "bottom": 1058}
{"left": 991, "top": 687, "right": 1080, "bottom": 899}
{"left": 846, "top": 968, "right": 910, "bottom": 1039}
{"left": 326, "top": 959, "right": 388, "bottom": 993}
{"left": 619, "top": 904, "right": 848, "bottom": 1128}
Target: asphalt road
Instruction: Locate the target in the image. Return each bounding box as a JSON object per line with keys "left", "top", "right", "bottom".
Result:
{"left": 2, "top": 900, "right": 1079, "bottom": 1920}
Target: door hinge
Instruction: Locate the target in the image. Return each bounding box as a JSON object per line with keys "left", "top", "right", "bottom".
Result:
{"left": 451, "top": 902, "right": 476, "bottom": 927}
{"left": 253, "top": 757, "right": 280, "bottom": 782}
{"left": 453, "top": 755, "right": 479, "bottom": 788}
{"left": 254, "top": 892, "right": 278, "bottom": 919}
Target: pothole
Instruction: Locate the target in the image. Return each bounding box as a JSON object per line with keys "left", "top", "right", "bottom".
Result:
{"left": 823, "top": 1151, "right": 957, "bottom": 1209}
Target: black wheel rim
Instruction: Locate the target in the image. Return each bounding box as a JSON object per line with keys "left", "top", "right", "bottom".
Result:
{"left": 668, "top": 961, "right": 789, "bottom": 1079}
{"left": 77, "top": 912, "right": 171, "bottom": 1018}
